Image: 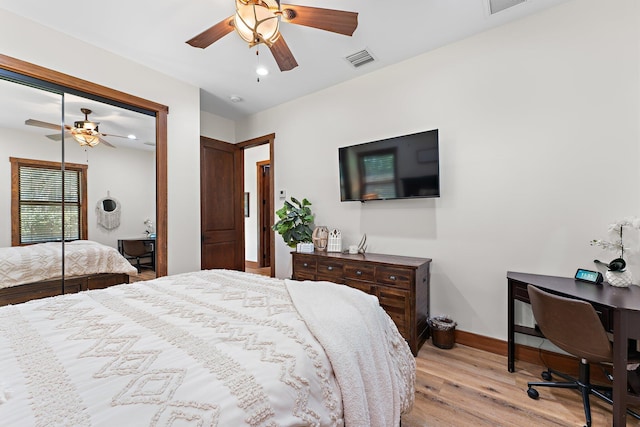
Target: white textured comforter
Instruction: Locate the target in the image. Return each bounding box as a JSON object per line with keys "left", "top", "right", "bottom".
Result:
{"left": 286, "top": 279, "right": 415, "bottom": 427}
{"left": 0, "top": 270, "right": 415, "bottom": 426}
{"left": 0, "top": 240, "right": 137, "bottom": 289}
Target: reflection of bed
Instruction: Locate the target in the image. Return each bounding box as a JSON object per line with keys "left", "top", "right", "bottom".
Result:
{"left": 0, "top": 269, "right": 415, "bottom": 426}
{"left": 0, "top": 240, "right": 137, "bottom": 306}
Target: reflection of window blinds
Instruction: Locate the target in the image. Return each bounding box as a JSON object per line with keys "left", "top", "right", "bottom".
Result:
{"left": 19, "top": 166, "right": 80, "bottom": 243}
{"left": 362, "top": 153, "right": 396, "bottom": 198}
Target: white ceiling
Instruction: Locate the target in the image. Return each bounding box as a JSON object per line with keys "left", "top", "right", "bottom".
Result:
{"left": 0, "top": 0, "right": 571, "bottom": 121}
{"left": 0, "top": 78, "right": 157, "bottom": 151}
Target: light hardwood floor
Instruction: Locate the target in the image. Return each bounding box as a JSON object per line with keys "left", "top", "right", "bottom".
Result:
{"left": 129, "top": 269, "right": 156, "bottom": 282}
{"left": 402, "top": 342, "right": 640, "bottom": 426}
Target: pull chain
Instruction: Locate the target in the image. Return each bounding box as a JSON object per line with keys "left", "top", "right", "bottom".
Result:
{"left": 256, "top": 46, "right": 260, "bottom": 83}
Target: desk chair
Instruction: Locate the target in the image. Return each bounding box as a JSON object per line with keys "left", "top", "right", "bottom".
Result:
{"left": 526, "top": 285, "right": 640, "bottom": 426}
{"left": 122, "top": 240, "right": 153, "bottom": 273}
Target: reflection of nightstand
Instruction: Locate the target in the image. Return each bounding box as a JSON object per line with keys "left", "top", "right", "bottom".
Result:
{"left": 117, "top": 237, "right": 155, "bottom": 271}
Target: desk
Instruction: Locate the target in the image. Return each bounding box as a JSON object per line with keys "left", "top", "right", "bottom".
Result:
{"left": 117, "top": 237, "right": 155, "bottom": 271}
{"left": 507, "top": 271, "right": 640, "bottom": 426}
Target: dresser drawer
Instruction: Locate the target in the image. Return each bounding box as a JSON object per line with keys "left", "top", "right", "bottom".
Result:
{"left": 317, "top": 259, "right": 343, "bottom": 279}
{"left": 344, "top": 279, "right": 375, "bottom": 294}
{"left": 376, "top": 266, "right": 413, "bottom": 289}
{"left": 293, "top": 272, "right": 316, "bottom": 281}
{"left": 344, "top": 263, "right": 374, "bottom": 282}
{"left": 377, "top": 287, "right": 411, "bottom": 338}
{"left": 294, "top": 256, "right": 317, "bottom": 274}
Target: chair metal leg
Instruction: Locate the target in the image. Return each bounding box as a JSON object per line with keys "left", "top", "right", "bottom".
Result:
{"left": 547, "top": 367, "right": 579, "bottom": 383}
{"left": 528, "top": 361, "right": 640, "bottom": 424}
{"left": 527, "top": 380, "right": 579, "bottom": 390}
{"left": 580, "top": 383, "right": 592, "bottom": 427}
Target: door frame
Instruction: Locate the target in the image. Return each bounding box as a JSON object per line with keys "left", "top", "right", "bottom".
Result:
{"left": 238, "top": 133, "right": 275, "bottom": 278}
{"left": 256, "top": 159, "right": 270, "bottom": 268}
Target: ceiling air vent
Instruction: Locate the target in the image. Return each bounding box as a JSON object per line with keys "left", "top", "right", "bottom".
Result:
{"left": 345, "top": 49, "right": 375, "bottom": 68}
{"left": 488, "top": 0, "right": 526, "bottom": 14}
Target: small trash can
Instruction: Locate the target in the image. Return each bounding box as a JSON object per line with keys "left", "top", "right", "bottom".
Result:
{"left": 428, "top": 316, "right": 457, "bottom": 349}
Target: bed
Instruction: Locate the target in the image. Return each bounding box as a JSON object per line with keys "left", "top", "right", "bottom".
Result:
{"left": 0, "top": 240, "right": 137, "bottom": 306}
{"left": 0, "top": 269, "right": 415, "bottom": 427}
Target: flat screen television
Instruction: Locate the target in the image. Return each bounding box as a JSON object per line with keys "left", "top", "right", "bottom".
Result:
{"left": 339, "top": 129, "right": 439, "bottom": 202}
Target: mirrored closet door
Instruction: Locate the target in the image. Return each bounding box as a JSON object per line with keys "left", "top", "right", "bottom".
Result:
{"left": 0, "top": 68, "right": 157, "bottom": 305}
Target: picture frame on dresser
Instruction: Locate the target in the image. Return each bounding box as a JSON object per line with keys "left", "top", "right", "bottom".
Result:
{"left": 291, "top": 250, "right": 431, "bottom": 356}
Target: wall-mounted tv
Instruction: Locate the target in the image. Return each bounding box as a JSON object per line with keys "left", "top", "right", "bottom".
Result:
{"left": 339, "top": 129, "right": 439, "bottom": 202}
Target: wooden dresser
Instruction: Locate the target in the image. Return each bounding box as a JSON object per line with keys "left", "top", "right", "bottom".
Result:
{"left": 291, "top": 251, "right": 431, "bottom": 356}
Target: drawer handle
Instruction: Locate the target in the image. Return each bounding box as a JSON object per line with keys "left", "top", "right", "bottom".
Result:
{"left": 389, "top": 275, "right": 397, "bottom": 281}
{"left": 303, "top": 262, "right": 308, "bottom": 267}
{"left": 356, "top": 270, "right": 362, "bottom": 276}
{"left": 327, "top": 266, "right": 334, "bottom": 271}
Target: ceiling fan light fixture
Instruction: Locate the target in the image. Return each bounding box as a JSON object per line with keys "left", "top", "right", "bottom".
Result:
{"left": 71, "top": 107, "right": 100, "bottom": 147}
{"left": 234, "top": 0, "right": 280, "bottom": 47}
{"left": 74, "top": 119, "right": 98, "bottom": 131}
{"left": 72, "top": 131, "right": 100, "bottom": 147}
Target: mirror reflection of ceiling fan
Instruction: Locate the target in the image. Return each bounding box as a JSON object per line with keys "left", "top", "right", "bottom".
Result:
{"left": 186, "top": 0, "right": 358, "bottom": 72}
{"left": 25, "top": 108, "right": 135, "bottom": 148}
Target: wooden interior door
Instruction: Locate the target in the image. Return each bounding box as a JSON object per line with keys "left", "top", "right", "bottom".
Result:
{"left": 257, "top": 160, "right": 271, "bottom": 268}
{"left": 200, "top": 137, "right": 244, "bottom": 270}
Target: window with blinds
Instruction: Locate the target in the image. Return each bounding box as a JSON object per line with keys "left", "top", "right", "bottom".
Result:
{"left": 10, "top": 158, "right": 88, "bottom": 245}
{"left": 359, "top": 149, "right": 397, "bottom": 199}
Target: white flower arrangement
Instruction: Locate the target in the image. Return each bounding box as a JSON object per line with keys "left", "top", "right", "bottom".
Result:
{"left": 590, "top": 216, "right": 640, "bottom": 259}
{"left": 144, "top": 218, "right": 154, "bottom": 235}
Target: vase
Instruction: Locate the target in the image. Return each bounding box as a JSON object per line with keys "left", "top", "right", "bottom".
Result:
{"left": 605, "top": 269, "right": 633, "bottom": 287}
{"left": 312, "top": 226, "right": 329, "bottom": 251}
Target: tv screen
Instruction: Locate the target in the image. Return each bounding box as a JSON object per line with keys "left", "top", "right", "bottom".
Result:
{"left": 339, "top": 129, "right": 439, "bottom": 202}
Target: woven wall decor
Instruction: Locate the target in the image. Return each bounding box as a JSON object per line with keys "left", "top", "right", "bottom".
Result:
{"left": 96, "top": 194, "right": 121, "bottom": 230}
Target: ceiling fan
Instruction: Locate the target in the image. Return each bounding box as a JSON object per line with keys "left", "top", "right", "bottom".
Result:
{"left": 25, "top": 108, "right": 133, "bottom": 148}
{"left": 186, "top": 0, "right": 359, "bottom": 72}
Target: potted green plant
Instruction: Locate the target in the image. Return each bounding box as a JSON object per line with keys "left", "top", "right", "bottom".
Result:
{"left": 272, "top": 197, "right": 314, "bottom": 251}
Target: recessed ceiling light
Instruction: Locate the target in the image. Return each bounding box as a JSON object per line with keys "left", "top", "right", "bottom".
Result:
{"left": 229, "top": 95, "right": 243, "bottom": 103}
{"left": 127, "top": 134, "right": 137, "bottom": 140}
{"left": 256, "top": 66, "right": 269, "bottom": 76}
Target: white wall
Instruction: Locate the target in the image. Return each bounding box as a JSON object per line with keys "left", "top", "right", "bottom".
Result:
{"left": 235, "top": 0, "right": 640, "bottom": 341}
{"left": 65, "top": 143, "right": 156, "bottom": 249}
{"left": 200, "top": 110, "right": 236, "bottom": 143}
{"left": 0, "top": 9, "right": 202, "bottom": 274}
{"left": 0, "top": 126, "right": 154, "bottom": 249}
{"left": 244, "top": 144, "right": 270, "bottom": 262}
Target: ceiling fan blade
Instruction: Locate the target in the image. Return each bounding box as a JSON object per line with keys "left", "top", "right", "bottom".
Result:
{"left": 100, "top": 132, "right": 130, "bottom": 139}
{"left": 45, "top": 133, "right": 64, "bottom": 141}
{"left": 25, "top": 119, "right": 63, "bottom": 131}
{"left": 98, "top": 137, "right": 116, "bottom": 148}
{"left": 269, "top": 35, "right": 298, "bottom": 71}
{"left": 186, "top": 16, "right": 235, "bottom": 49}
{"left": 281, "top": 5, "right": 358, "bottom": 36}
